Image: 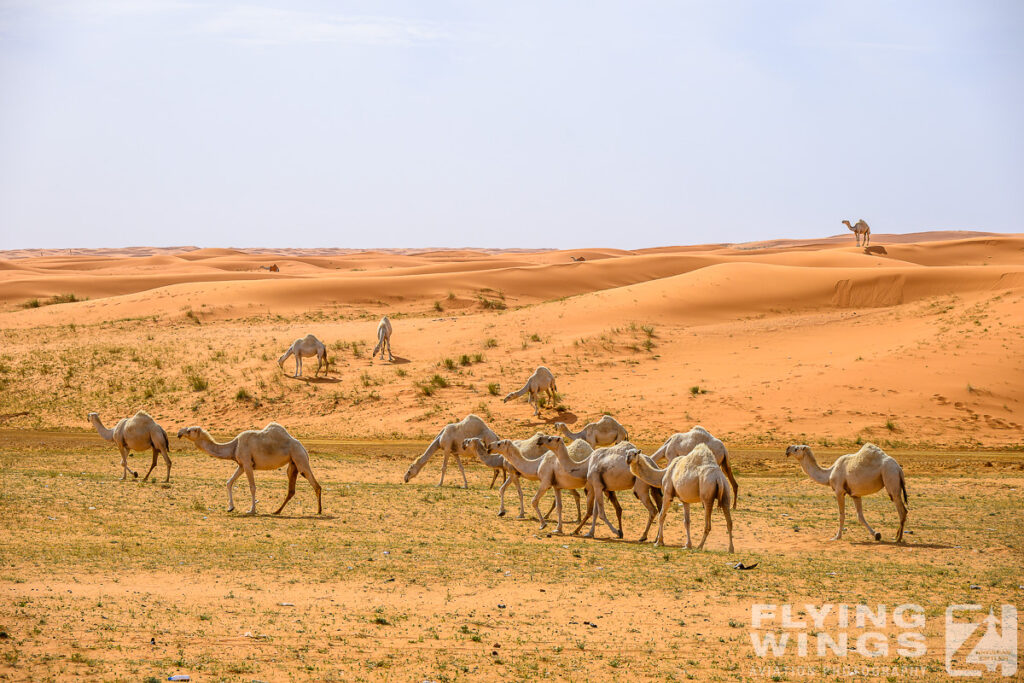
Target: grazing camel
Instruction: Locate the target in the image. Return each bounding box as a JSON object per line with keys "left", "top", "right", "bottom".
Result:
{"left": 842, "top": 219, "right": 871, "bottom": 247}
{"left": 278, "top": 334, "right": 329, "bottom": 378}
{"left": 177, "top": 423, "right": 322, "bottom": 515}
{"left": 554, "top": 415, "right": 628, "bottom": 448}
{"left": 403, "top": 415, "right": 498, "bottom": 488}
{"left": 462, "top": 437, "right": 524, "bottom": 518}
{"left": 88, "top": 411, "right": 172, "bottom": 482}
{"left": 503, "top": 366, "right": 558, "bottom": 416}
{"left": 628, "top": 444, "right": 734, "bottom": 552}
{"left": 787, "top": 443, "right": 908, "bottom": 543}
{"left": 372, "top": 316, "right": 394, "bottom": 362}
{"left": 573, "top": 441, "right": 663, "bottom": 542}
{"left": 651, "top": 426, "right": 738, "bottom": 508}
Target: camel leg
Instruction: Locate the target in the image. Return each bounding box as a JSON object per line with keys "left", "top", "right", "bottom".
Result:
{"left": 852, "top": 496, "right": 880, "bottom": 541}
{"left": 295, "top": 356, "right": 302, "bottom": 378}
{"left": 243, "top": 466, "right": 258, "bottom": 515}
{"left": 595, "top": 489, "right": 621, "bottom": 539}
{"left": 512, "top": 473, "right": 525, "bottom": 519}
{"left": 607, "top": 491, "right": 623, "bottom": 538}
{"left": 721, "top": 456, "right": 739, "bottom": 509}
{"left": 489, "top": 469, "right": 500, "bottom": 489}
{"left": 453, "top": 453, "right": 468, "bottom": 489}
{"left": 682, "top": 502, "right": 692, "bottom": 549}
{"left": 637, "top": 489, "right": 659, "bottom": 543}
{"left": 386, "top": 338, "right": 394, "bottom": 362}
{"left": 654, "top": 492, "right": 673, "bottom": 547}
{"left": 571, "top": 489, "right": 582, "bottom": 522}
{"left": 892, "top": 489, "right": 908, "bottom": 544}
{"left": 554, "top": 489, "right": 564, "bottom": 534}
{"left": 119, "top": 446, "right": 137, "bottom": 480}
{"left": 161, "top": 447, "right": 172, "bottom": 483}
{"left": 274, "top": 462, "right": 298, "bottom": 515}
{"left": 437, "top": 451, "right": 450, "bottom": 487}
{"left": 532, "top": 482, "right": 549, "bottom": 530}
{"left": 497, "top": 473, "right": 510, "bottom": 517}
{"left": 142, "top": 447, "right": 159, "bottom": 482}
{"left": 722, "top": 503, "right": 734, "bottom": 553}
{"left": 831, "top": 491, "right": 846, "bottom": 540}
{"left": 696, "top": 500, "right": 714, "bottom": 550}
{"left": 293, "top": 459, "right": 323, "bottom": 515}
{"left": 226, "top": 465, "right": 242, "bottom": 512}
{"left": 582, "top": 483, "right": 603, "bottom": 538}
{"left": 543, "top": 497, "right": 556, "bottom": 521}
{"left": 574, "top": 487, "right": 595, "bottom": 535}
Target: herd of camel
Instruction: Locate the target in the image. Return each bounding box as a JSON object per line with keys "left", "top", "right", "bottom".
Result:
{"left": 87, "top": 302, "right": 910, "bottom": 553}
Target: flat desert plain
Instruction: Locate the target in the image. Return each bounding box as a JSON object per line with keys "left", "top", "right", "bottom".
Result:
{"left": 0, "top": 232, "right": 1022, "bottom": 681}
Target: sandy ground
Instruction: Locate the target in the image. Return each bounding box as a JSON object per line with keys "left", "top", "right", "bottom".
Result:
{"left": 0, "top": 232, "right": 1022, "bottom": 681}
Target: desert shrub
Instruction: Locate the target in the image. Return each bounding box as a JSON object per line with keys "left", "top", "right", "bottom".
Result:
{"left": 487, "top": 383, "right": 500, "bottom": 396}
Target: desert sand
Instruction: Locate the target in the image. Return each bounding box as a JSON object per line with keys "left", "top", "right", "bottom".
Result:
{"left": 1, "top": 230, "right": 1022, "bottom": 447}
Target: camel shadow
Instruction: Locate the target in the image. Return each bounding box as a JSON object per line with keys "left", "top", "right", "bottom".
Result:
{"left": 237, "top": 513, "right": 337, "bottom": 521}
{"left": 286, "top": 375, "right": 341, "bottom": 384}
{"left": 849, "top": 540, "right": 952, "bottom": 549}
{"left": 524, "top": 411, "right": 578, "bottom": 428}
{"left": 371, "top": 356, "right": 410, "bottom": 365}
{"left": 864, "top": 245, "right": 887, "bottom": 255}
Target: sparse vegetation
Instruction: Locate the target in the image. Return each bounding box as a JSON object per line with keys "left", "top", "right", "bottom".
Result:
{"left": 487, "top": 383, "right": 500, "bottom": 396}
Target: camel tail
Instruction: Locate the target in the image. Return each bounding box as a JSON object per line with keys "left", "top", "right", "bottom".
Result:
{"left": 156, "top": 425, "right": 170, "bottom": 453}
{"left": 900, "top": 471, "right": 908, "bottom": 507}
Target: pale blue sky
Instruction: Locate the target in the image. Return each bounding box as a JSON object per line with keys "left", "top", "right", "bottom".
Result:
{"left": 1, "top": 1, "right": 1021, "bottom": 249}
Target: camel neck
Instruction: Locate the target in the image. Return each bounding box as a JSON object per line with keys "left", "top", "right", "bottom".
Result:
{"left": 631, "top": 455, "right": 665, "bottom": 487}
{"left": 557, "top": 424, "right": 581, "bottom": 441}
{"left": 499, "top": 443, "right": 541, "bottom": 473}
{"left": 469, "top": 444, "right": 503, "bottom": 469}
{"left": 194, "top": 431, "right": 237, "bottom": 460}
{"left": 90, "top": 417, "right": 114, "bottom": 441}
{"left": 799, "top": 451, "right": 832, "bottom": 486}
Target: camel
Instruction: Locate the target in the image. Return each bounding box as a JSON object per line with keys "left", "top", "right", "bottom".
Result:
{"left": 462, "top": 437, "right": 524, "bottom": 518}
{"left": 371, "top": 316, "right": 394, "bottom": 362}
{"left": 403, "top": 415, "right": 499, "bottom": 488}
{"left": 651, "top": 426, "right": 738, "bottom": 508}
{"left": 177, "top": 423, "right": 322, "bottom": 515}
{"left": 278, "top": 334, "right": 329, "bottom": 378}
{"left": 531, "top": 436, "right": 601, "bottom": 533}
{"left": 572, "top": 441, "right": 663, "bottom": 542}
{"left": 88, "top": 411, "right": 172, "bottom": 482}
{"left": 485, "top": 436, "right": 584, "bottom": 525}
{"left": 259, "top": 264, "right": 280, "bottom": 272}
{"left": 555, "top": 415, "right": 628, "bottom": 447}
{"left": 570, "top": 256, "right": 586, "bottom": 262}
{"left": 628, "top": 444, "right": 734, "bottom": 552}
{"left": 503, "top": 366, "right": 558, "bottom": 416}
{"left": 786, "top": 443, "right": 908, "bottom": 543}
{"left": 842, "top": 219, "right": 871, "bottom": 247}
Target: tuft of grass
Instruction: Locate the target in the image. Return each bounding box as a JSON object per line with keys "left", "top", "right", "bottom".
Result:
{"left": 185, "top": 308, "right": 201, "bottom": 324}
{"left": 487, "top": 383, "right": 500, "bottom": 396}
{"left": 689, "top": 385, "right": 707, "bottom": 396}
{"left": 885, "top": 418, "right": 898, "bottom": 432}
{"left": 21, "top": 298, "right": 41, "bottom": 309}
{"left": 477, "top": 294, "right": 506, "bottom": 310}
{"left": 459, "top": 354, "right": 471, "bottom": 366}
{"left": 442, "top": 358, "right": 457, "bottom": 371}
{"left": 529, "top": 333, "right": 541, "bottom": 342}
{"left": 185, "top": 367, "right": 208, "bottom": 392}
{"left": 234, "top": 388, "right": 251, "bottom": 401}
{"left": 433, "top": 301, "right": 443, "bottom": 312}
{"left": 430, "top": 374, "right": 449, "bottom": 388}
{"left": 472, "top": 353, "right": 483, "bottom": 363}
{"left": 485, "top": 338, "right": 497, "bottom": 348}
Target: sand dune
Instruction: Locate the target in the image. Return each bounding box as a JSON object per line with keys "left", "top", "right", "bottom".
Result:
{"left": 0, "top": 231, "right": 1021, "bottom": 447}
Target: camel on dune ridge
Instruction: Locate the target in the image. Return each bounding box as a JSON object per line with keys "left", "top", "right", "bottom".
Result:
{"left": 842, "top": 219, "right": 871, "bottom": 247}
{"left": 372, "top": 316, "right": 394, "bottom": 362}
{"left": 628, "top": 444, "right": 734, "bottom": 552}
{"left": 88, "top": 411, "right": 171, "bottom": 482}
{"left": 403, "top": 415, "right": 498, "bottom": 488}
{"left": 787, "top": 443, "right": 908, "bottom": 543}
{"left": 651, "top": 426, "right": 738, "bottom": 508}
{"left": 177, "top": 423, "right": 322, "bottom": 516}
{"left": 503, "top": 366, "right": 558, "bottom": 416}
{"left": 278, "top": 334, "right": 329, "bottom": 378}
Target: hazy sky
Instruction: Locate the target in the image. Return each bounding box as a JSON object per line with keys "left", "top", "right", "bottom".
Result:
{"left": 1, "top": 1, "right": 1021, "bottom": 249}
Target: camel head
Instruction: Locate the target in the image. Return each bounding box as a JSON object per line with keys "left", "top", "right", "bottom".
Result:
{"left": 536, "top": 434, "right": 564, "bottom": 452}
{"left": 841, "top": 220, "right": 853, "bottom": 230}
{"left": 177, "top": 426, "right": 202, "bottom": 441}
{"left": 87, "top": 411, "right": 99, "bottom": 422}
{"left": 461, "top": 437, "right": 485, "bottom": 455}
{"left": 786, "top": 444, "right": 812, "bottom": 461}
{"left": 624, "top": 448, "right": 642, "bottom": 467}
{"left": 485, "top": 439, "right": 510, "bottom": 455}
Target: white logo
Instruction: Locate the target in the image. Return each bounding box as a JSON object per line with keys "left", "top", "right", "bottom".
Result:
{"left": 945, "top": 605, "right": 1017, "bottom": 677}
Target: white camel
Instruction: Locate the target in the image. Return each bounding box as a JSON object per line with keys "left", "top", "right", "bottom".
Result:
{"left": 177, "top": 423, "right": 322, "bottom": 515}
{"left": 842, "top": 219, "right": 871, "bottom": 247}
{"left": 403, "top": 415, "right": 498, "bottom": 488}
{"left": 278, "top": 334, "right": 329, "bottom": 378}
{"left": 787, "top": 443, "right": 908, "bottom": 543}
{"left": 88, "top": 411, "right": 172, "bottom": 482}
{"left": 462, "top": 437, "right": 524, "bottom": 518}
{"left": 628, "top": 444, "right": 734, "bottom": 552}
{"left": 503, "top": 366, "right": 558, "bottom": 416}
{"left": 651, "top": 426, "right": 738, "bottom": 508}
{"left": 372, "top": 316, "right": 394, "bottom": 362}
{"left": 485, "top": 435, "right": 584, "bottom": 525}
{"left": 573, "top": 441, "right": 664, "bottom": 542}
{"left": 533, "top": 436, "right": 599, "bottom": 533}
{"left": 555, "top": 415, "right": 628, "bottom": 447}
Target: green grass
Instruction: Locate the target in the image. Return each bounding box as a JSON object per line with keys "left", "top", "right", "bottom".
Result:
{"left": 487, "top": 383, "right": 500, "bottom": 396}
